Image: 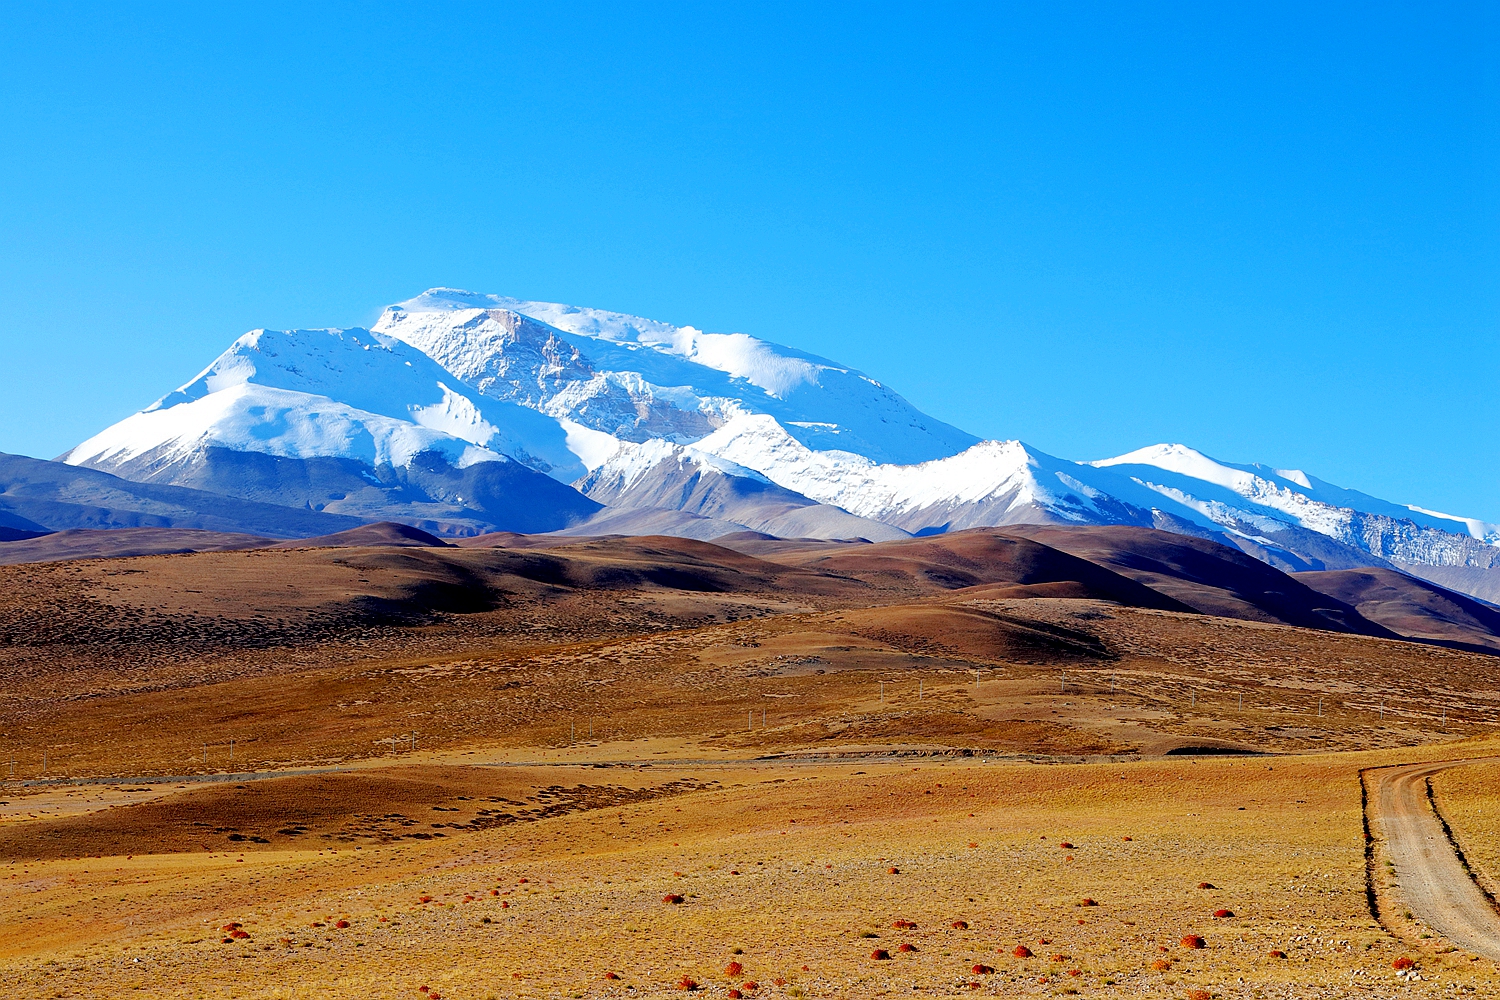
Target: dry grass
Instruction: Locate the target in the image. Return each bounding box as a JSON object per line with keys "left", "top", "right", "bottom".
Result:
{"left": 3, "top": 544, "right": 1500, "bottom": 995}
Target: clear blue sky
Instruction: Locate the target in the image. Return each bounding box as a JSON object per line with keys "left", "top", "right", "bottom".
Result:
{"left": 1, "top": 3, "right": 1495, "bottom": 519}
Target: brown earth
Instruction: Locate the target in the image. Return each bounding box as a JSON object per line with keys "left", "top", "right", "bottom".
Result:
{"left": 3, "top": 528, "right": 1500, "bottom": 996}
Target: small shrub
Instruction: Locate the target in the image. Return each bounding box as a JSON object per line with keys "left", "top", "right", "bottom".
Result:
{"left": 1196, "top": 882, "right": 1215, "bottom": 890}
{"left": 971, "top": 964, "right": 994, "bottom": 974}
{"left": 1151, "top": 959, "right": 1171, "bottom": 971}
{"left": 662, "top": 894, "right": 685, "bottom": 905}
{"left": 1212, "top": 909, "right": 1233, "bottom": 919}
{"left": 892, "top": 919, "right": 917, "bottom": 929}
{"left": 334, "top": 920, "right": 350, "bottom": 929}
{"left": 728, "top": 991, "right": 742, "bottom": 999}
{"left": 1186, "top": 991, "right": 1211, "bottom": 1000}
{"left": 951, "top": 920, "right": 969, "bottom": 930}
{"left": 1080, "top": 898, "right": 1098, "bottom": 907}
{"left": 897, "top": 943, "right": 917, "bottom": 953}
{"left": 1181, "top": 935, "right": 1205, "bottom": 950}
{"left": 1013, "top": 945, "right": 1033, "bottom": 958}
{"left": 676, "top": 976, "right": 698, "bottom": 991}
{"left": 1267, "top": 950, "right": 1286, "bottom": 959}
{"left": 1059, "top": 842, "right": 1074, "bottom": 849}
{"left": 870, "top": 949, "right": 891, "bottom": 960}
{"left": 725, "top": 961, "right": 744, "bottom": 977}
{"left": 1392, "top": 956, "right": 1415, "bottom": 971}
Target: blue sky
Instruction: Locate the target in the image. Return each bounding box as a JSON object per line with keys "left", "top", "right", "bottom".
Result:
{"left": 1, "top": 2, "right": 1495, "bottom": 519}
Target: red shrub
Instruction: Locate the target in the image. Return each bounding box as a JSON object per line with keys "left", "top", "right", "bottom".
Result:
{"left": 1049, "top": 954, "right": 1066, "bottom": 962}
{"left": 418, "top": 988, "right": 430, "bottom": 994}
{"left": 1392, "top": 956, "right": 1415, "bottom": 971}
{"left": 772, "top": 979, "right": 786, "bottom": 987}
{"left": 897, "top": 943, "right": 917, "bottom": 953}
{"left": 892, "top": 919, "right": 917, "bottom": 929}
{"left": 1187, "top": 991, "right": 1211, "bottom": 1000}
{"left": 603, "top": 972, "right": 620, "bottom": 980}
{"left": 971, "top": 964, "right": 994, "bottom": 975}
{"left": 1268, "top": 950, "right": 1286, "bottom": 959}
{"left": 419, "top": 895, "right": 432, "bottom": 904}
{"left": 1012, "top": 946, "right": 1033, "bottom": 958}
{"left": 1151, "top": 959, "right": 1171, "bottom": 971}
{"left": 951, "top": 920, "right": 969, "bottom": 930}
{"left": 1080, "top": 898, "right": 1098, "bottom": 907}
{"left": 1122, "top": 836, "right": 1133, "bottom": 841}
{"left": 1068, "top": 969, "right": 1082, "bottom": 977}
{"left": 1213, "top": 909, "right": 1234, "bottom": 919}
{"left": 1058, "top": 842, "right": 1074, "bottom": 849}
{"left": 1180, "top": 935, "right": 1205, "bottom": 949}
{"left": 742, "top": 981, "right": 758, "bottom": 991}
{"left": 870, "top": 949, "right": 891, "bottom": 960}
{"left": 334, "top": 920, "right": 350, "bottom": 929}
{"left": 490, "top": 890, "right": 498, "bottom": 896}
{"left": 1196, "top": 882, "right": 1215, "bottom": 890}
{"left": 500, "top": 901, "right": 509, "bottom": 908}
{"left": 725, "top": 961, "right": 744, "bottom": 977}
{"left": 676, "top": 975, "right": 698, "bottom": 990}
{"left": 1037, "top": 938, "right": 1051, "bottom": 944}
{"left": 728, "top": 992, "right": 742, "bottom": 999}
{"left": 887, "top": 866, "right": 901, "bottom": 874}
{"left": 662, "top": 894, "right": 686, "bottom": 905}
{"left": 230, "top": 930, "right": 250, "bottom": 940}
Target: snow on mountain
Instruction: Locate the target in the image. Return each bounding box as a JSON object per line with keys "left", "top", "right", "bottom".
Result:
{"left": 49, "top": 287, "right": 1499, "bottom": 598}
{"left": 63, "top": 327, "right": 586, "bottom": 483}
{"left": 1090, "top": 444, "right": 1500, "bottom": 571}
{"left": 372, "top": 289, "right": 978, "bottom": 466}
{"left": 577, "top": 436, "right": 910, "bottom": 541}
{"left": 688, "top": 413, "right": 1156, "bottom": 534}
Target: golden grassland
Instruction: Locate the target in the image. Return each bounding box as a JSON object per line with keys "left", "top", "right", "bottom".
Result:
{"left": 4, "top": 742, "right": 1500, "bottom": 997}
{"left": 4, "top": 544, "right": 1500, "bottom": 996}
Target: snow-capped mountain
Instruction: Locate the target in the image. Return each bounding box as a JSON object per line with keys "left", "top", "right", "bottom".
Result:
{"left": 371, "top": 289, "right": 977, "bottom": 466}
{"left": 65, "top": 326, "right": 584, "bottom": 481}
{"left": 60, "top": 327, "right": 600, "bottom": 534}
{"left": 51, "top": 287, "right": 1500, "bottom": 601}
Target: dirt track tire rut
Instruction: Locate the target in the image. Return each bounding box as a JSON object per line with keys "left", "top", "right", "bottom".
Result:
{"left": 1369, "top": 758, "right": 1500, "bottom": 960}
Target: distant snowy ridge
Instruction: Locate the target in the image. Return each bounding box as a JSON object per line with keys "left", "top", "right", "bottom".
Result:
{"left": 1091, "top": 444, "right": 1500, "bottom": 570}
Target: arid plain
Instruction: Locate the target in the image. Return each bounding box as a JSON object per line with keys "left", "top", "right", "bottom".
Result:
{"left": 3, "top": 526, "right": 1500, "bottom": 998}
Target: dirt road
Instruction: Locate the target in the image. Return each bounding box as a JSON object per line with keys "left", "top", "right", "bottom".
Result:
{"left": 1371, "top": 758, "right": 1500, "bottom": 960}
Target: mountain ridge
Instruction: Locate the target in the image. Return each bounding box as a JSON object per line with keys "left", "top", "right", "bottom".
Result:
{"left": 33, "top": 286, "right": 1497, "bottom": 601}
